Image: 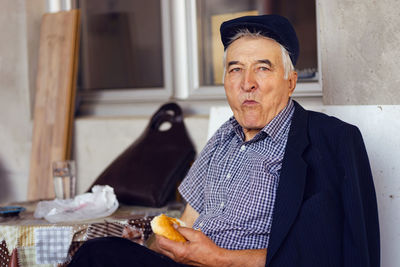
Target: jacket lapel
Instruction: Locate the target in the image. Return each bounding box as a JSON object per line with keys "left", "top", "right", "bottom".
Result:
{"left": 266, "top": 101, "right": 309, "bottom": 265}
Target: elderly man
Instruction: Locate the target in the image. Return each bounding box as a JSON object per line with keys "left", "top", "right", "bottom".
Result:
{"left": 69, "top": 15, "right": 380, "bottom": 267}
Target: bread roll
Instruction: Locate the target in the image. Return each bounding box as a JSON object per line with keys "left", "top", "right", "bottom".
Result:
{"left": 150, "top": 214, "right": 187, "bottom": 242}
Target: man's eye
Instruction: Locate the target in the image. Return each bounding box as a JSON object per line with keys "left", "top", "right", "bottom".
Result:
{"left": 229, "top": 67, "right": 241, "bottom": 73}
{"left": 259, "top": 66, "right": 270, "bottom": 71}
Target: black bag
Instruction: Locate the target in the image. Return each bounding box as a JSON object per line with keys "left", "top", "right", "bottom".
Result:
{"left": 90, "top": 103, "right": 196, "bottom": 207}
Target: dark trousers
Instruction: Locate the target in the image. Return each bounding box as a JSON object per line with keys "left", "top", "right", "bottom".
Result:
{"left": 68, "top": 237, "right": 191, "bottom": 267}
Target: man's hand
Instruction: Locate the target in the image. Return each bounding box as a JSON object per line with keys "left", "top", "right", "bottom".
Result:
{"left": 155, "top": 225, "right": 225, "bottom": 267}
{"left": 153, "top": 225, "right": 267, "bottom": 267}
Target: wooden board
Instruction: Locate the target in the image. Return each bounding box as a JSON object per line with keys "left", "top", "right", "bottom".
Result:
{"left": 211, "top": 10, "right": 258, "bottom": 84}
{"left": 28, "top": 10, "right": 80, "bottom": 200}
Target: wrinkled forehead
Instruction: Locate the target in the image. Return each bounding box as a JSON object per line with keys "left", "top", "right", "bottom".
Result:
{"left": 225, "top": 36, "right": 283, "bottom": 65}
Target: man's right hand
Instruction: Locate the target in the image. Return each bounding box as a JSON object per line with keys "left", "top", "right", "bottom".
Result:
{"left": 154, "top": 225, "right": 267, "bottom": 267}
{"left": 154, "top": 225, "right": 226, "bottom": 267}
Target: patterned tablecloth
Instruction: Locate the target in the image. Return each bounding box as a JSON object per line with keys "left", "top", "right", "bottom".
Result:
{"left": 0, "top": 201, "right": 183, "bottom": 267}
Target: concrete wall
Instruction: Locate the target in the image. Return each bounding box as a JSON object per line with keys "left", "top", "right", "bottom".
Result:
{"left": 318, "top": 0, "right": 400, "bottom": 104}
{"left": 0, "top": 0, "right": 44, "bottom": 203}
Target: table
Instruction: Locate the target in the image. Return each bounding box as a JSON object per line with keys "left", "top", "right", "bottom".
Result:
{"left": 0, "top": 201, "right": 183, "bottom": 267}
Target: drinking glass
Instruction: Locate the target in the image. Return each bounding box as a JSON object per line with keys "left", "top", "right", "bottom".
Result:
{"left": 52, "top": 160, "right": 76, "bottom": 199}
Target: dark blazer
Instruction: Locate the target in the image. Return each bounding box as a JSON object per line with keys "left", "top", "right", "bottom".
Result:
{"left": 266, "top": 101, "right": 380, "bottom": 267}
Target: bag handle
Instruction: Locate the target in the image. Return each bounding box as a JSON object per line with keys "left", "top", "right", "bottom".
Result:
{"left": 150, "top": 103, "right": 183, "bottom": 131}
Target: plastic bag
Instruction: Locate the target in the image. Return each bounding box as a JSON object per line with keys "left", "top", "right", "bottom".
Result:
{"left": 34, "top": 185, "right": 119, "bottom": 223}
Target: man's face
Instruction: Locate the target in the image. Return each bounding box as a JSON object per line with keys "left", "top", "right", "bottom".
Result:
{"left": 224, "top": 36, "right": 297, "bottom": 140}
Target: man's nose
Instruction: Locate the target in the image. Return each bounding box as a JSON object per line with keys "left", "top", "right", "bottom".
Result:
{"left": 241, "top": 70, "right": 257, "bottom": 92}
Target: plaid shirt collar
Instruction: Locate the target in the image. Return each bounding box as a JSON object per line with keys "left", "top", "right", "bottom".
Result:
{"left": 229, "top": 98, "right": 294, "bottom": 143}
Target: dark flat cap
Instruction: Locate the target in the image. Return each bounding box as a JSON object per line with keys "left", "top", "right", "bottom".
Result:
{"left": 220, "top": 14, "right": 299, "bottom": 66}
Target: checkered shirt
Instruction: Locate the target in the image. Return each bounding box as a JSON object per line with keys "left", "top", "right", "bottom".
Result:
{"left": 179, "top": 99, "right": 294, "bottom": 250}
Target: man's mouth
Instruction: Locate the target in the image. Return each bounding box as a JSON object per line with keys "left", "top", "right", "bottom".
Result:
{"left": 242, "top": 100, "right": 258, "bottom": 106}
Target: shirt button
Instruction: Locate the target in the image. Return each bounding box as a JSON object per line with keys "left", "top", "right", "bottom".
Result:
{"left": 220, "top": 202, "right": 225, "bottom": 208}
{"left": 226, "top": 173, "right": 231, "bottom": 179}
{"left": 240, "top": 145, "right": 246, "bottom": 151}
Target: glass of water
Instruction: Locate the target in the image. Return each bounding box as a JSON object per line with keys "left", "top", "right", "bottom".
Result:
{"left": 52, "top": 160, "right": 76, "bottom": 199}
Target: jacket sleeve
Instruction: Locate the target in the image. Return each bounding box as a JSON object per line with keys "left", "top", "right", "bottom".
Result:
{"left": 340, "top": 125, "right": 380, "bottom": 267}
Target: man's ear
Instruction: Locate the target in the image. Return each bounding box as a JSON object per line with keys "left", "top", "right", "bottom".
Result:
{"left": 288, "top": 71, "right": 298, "bottom": 97}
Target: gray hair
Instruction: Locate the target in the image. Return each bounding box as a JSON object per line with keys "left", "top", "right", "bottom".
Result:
{"left": 223, "top": 29, "right": 295, "bottom": 81}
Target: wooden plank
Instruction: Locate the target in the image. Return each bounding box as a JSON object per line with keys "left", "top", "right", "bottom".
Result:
{"left": 211, "top": 10, "right": 258, "bottom": 84}
{"left": 28, "top": 10, "right": 80, "bottom": 200}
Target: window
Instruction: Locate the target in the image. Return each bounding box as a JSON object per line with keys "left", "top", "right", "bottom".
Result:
{"left": 78, "top": 0, "right": 164, "bottom": 90}
{"left": 70, "top": 0, "right": 321, "bottom": 116}
{"left": 188, "top": 0, "right": 320, "bottom": 99}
